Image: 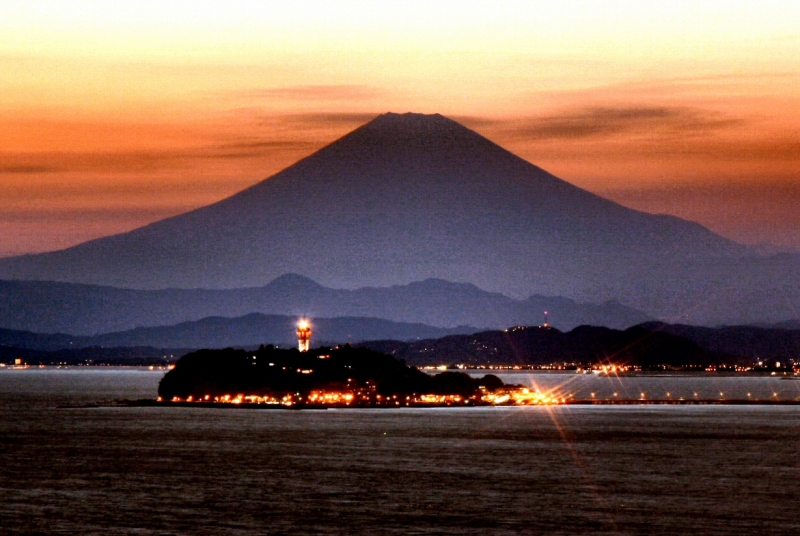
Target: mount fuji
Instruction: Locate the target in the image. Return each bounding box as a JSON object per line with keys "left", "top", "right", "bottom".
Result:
{"left": 1, "top": 113, "right": 797, "bottom": 324}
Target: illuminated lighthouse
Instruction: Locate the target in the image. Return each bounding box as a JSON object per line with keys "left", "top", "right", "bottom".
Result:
{"left": 297, "top": 319, "right": 312, "bottom": 352}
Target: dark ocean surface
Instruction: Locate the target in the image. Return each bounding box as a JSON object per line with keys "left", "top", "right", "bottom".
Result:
{"left": 1, "top": 369, "right": 799, "bottom": 535}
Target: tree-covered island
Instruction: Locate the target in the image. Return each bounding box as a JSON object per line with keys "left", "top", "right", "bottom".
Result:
{"left": 157, "top": 345, "right": 557, "bottom": 407}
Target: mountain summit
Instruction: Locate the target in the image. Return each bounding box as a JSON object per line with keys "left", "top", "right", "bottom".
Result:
{"left": 1, "top": 112, "right": 796, "bottom": 321}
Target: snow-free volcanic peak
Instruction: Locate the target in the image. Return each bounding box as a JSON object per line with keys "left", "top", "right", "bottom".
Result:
{"left": 1, "top": 112, "right": 796, "bottom": 322}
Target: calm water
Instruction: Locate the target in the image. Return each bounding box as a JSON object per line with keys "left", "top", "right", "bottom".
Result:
{"left": 1, "top": 369, "right": 799, "bottom": 535}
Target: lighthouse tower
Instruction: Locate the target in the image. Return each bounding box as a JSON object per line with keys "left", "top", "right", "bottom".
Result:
{"left": 297, "top": 319, "right": 312, "bottom": 352}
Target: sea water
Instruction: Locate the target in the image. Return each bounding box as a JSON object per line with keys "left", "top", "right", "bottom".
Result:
{"left": 1, "top": 368, "right": 799, "bottom": 535}
{"left": 475, "top": 371, "right": 800, "bottom": 402}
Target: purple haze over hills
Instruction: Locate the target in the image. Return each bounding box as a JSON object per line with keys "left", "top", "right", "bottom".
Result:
{"left": 0, "top": 113, "right": 798, "bottom": 325}
{"left": 0, "top": 275, "right": 651, "bottom": 336}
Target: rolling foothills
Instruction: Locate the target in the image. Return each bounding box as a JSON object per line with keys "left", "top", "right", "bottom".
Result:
{"left": 3, "top": 318, "right": 798, "bottom": 374}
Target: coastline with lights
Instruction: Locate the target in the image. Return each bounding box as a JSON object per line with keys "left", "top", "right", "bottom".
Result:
{"left": 144, "top": 319, "right": 800, "bottom": 409}
{"left": 154, "top": 318, "right": 565, "bottom": 408}
{"left": 155, "top": 343, "right": 512, "bottom": 409}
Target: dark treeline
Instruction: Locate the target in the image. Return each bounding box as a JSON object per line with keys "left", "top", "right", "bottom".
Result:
{"left": 5, "top": 322, "right": 799, "bottom": 369}
{"left": 0, "top": 345, "right": 183, "bottom": 366}
{"left": 358, "top": 325, "right": 756, "bottom": 368}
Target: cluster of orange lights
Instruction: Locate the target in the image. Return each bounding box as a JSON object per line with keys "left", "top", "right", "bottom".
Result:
{"left": 307, "top": 391, "right": 355, "bottom": 404}
{"left": 160, "top": 394, "right": 285, "bottom": 405}
{"left": 158, "top": 386, "right": 567, "bottom": 407}
{"left": 156, "top": 386, "right": 800, "bottom": 406}
{"left": 481, "top": 388, "right": 564, "bottom": 405}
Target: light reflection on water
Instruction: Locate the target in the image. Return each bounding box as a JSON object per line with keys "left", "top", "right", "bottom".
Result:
{"left": 471, "top": 371, "right": 800, "bottom": 401}
{"left": 2, "top": 368, "right": 800, "bottom": 407}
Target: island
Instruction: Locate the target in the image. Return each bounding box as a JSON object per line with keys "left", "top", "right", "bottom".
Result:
{"left": 155, "top": 344, "right": 561, "bottom": 407}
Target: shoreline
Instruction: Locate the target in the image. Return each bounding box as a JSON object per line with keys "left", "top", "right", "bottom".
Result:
{"left": 3, "top": 365, "right": 796, "bottom": 379}
{"left": 77, "top": 398, "right": 800, "bottom": 410}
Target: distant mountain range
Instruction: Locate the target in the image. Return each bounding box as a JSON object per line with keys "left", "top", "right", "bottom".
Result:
{"left": 2, "top": 316, "right": 798, "bottom": 369}
{"left": 360, "top": 324, "right": 800, "bottom": 368}
{"left": 0, "top": 345, "right": 185, "bottom": 367}
{"left": 640, "top": 322, "right": 800, "bottom": 364}
{"left": 767, "top": 320, "right": 800, "bottom": 330}
{"left": 0, "top": 313, "right": 474, "bottom": 353}
{"left": 0, "top": 275, "right": 651, "bottom": 336}
{"left": 1, "top": 112, "right": 798, "bottom": 325}
{"left": 358, "top": 325, "right": 727, "bottom": 368}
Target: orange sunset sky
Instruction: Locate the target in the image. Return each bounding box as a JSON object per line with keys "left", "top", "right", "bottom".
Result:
{"left": 2, "top": 0, "right": 799, "bottom": 257}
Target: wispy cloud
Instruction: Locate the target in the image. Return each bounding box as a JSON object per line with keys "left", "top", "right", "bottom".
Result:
{"left": 244, "top": 85, "right": 383, "bottom": 101}
{"left": 280, "top": 112, "right": 381, "bottom": 125}
{"left": 507, "top": 106, "right": 741, "bottom": 140}
{"left": 450, "top": 115, "right": 501, "bottom": 128}
{"left": 525, "top": 72, "right": 799, "bottom": 106}
{"left": 0, "top": 139, "right": 320, "bottom": 174}
{"left": 0, "top": 151, "right": 192, "bottom": 175}
{"left": 0, "top": 165, "right": 58, "bottom": 174}
{"left": 203, "top": 140, "right": 320, "bottom": 159}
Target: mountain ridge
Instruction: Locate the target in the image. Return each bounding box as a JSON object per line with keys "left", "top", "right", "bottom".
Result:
{"left": 0, "top": 313, "right": 477, "bottom": 351}
{"left": 357, "top": 324, "right": 790, "bottom": 368}
{"left": 0, "top": 112, "right": 797, "bottom": 323}
{"left": 5, "top": 318, "right": 799, "bottom": 369}
{"left": 0, "top": 275, "right": 651, "bottom": 335}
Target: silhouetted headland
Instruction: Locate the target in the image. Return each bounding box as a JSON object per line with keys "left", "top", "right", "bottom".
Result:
{"left": 150, "top": 342, "right": 800, "bottom": 409}
{"left": 157, "top": 345, "right": 508, "bottom": 408}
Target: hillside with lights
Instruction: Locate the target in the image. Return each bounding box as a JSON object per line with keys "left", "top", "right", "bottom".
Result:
{"left": 156, "top": 344, "right": 519, "bottom": 407}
